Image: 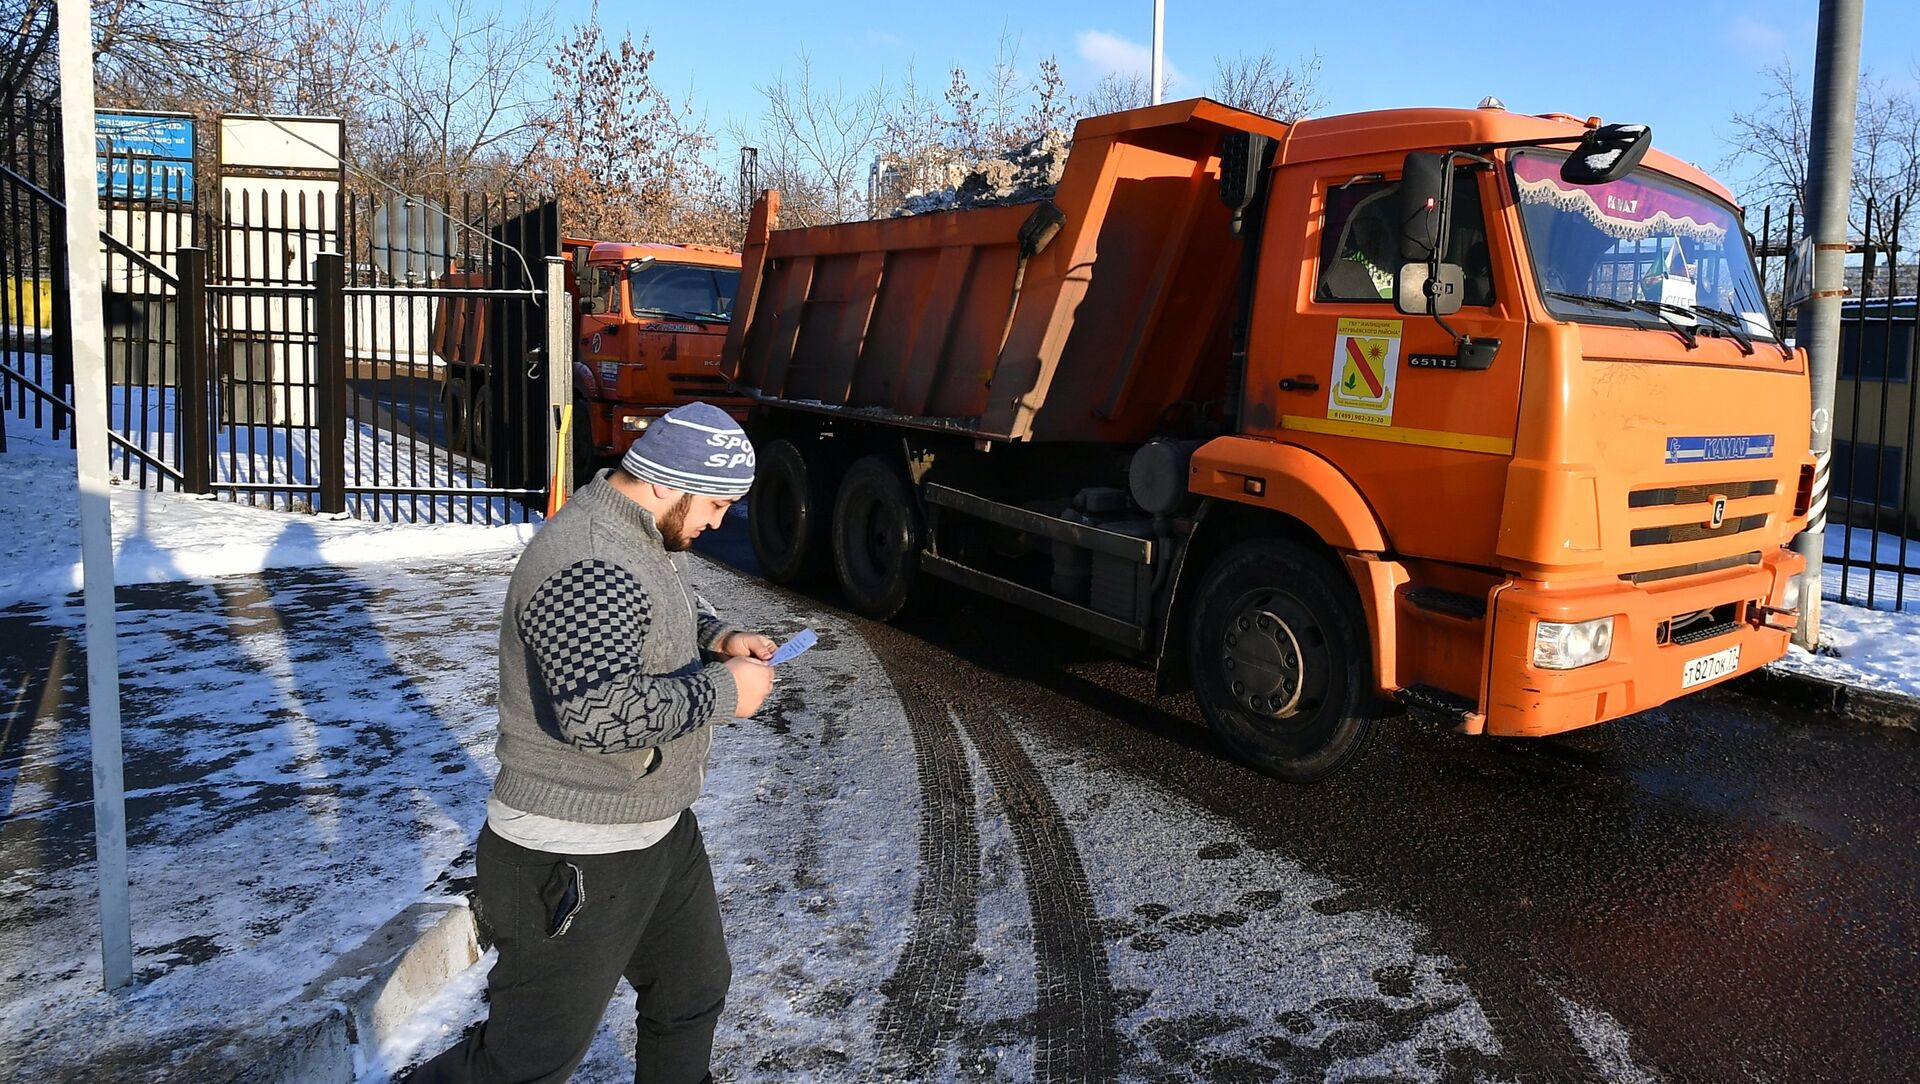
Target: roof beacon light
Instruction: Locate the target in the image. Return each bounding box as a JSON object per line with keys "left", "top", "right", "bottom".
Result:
{"left": 1478, "top": 96, "right": 1507, "bottom": 111}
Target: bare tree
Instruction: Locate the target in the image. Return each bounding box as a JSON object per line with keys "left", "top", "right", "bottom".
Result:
{"left": 91, "top": 0, "right": 295, "bottom": 107}
{"left": 528, "top": 14, "right": 724, "bottom": 244}
{"left": 1, "top": 0, "right": 55, "bottom": 100}
{"left": 1211, "top": 49, "right": 1324, "bottom": 121}
{"left": 366, "top": 0, "right": 550, "bottom": 192}
{"left": 750, "top": 52, "right": 885, "bottom": 226}
{"left": 1725, "top": 60, "right": 1920, "bottom": 293}
{"left": 1083, "top": 70, "right": 1151, "bottom": 116}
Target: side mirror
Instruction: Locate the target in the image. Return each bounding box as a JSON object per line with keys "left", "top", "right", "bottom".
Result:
{"left": 1399, "top": 153, "right": 1447, "bottom": 262}
{"left": 1396, "top": 263, "right": 1465, "bottom": 318}
{"left": 1560, "top": 123, "right": 1652, "bottom": 185}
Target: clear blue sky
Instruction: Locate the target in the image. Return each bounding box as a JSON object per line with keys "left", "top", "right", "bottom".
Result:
{"left": 547, "top": 0, "right": 1918, "bottom": 193}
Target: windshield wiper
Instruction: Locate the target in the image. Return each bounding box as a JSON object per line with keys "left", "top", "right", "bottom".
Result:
{"left": 1625, "top": 300, "right": 1699, "bottom": 350}
{"left": 1546, "top": 290, "right": 1697, "bottom": 349}
{"left": 1686, "top": 304, "right": 1758, "bottom": 355}
{"left": 631, "top": 305, "right": 720, "bottom": 324}
{"left": 1546, "top": 290, "right": 1637, "bottom": 312}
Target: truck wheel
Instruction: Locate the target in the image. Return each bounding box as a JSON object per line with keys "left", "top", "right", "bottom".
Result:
{"left": 571, "top": 395, "right": 597, "bottom": 490}
{"left": 1187, "top": 538, "right": 1377, "bottom": 782}
{"left": 470, "top": 385, "right": 492, "bottom": 460}
{"left": 750, "top": 438, "right": 835, "bottom": 585}
{"left": 443, "top": 379, "right": 472, "bottom": 454}
{"left": 831, "top": 453, "right": 923, "bottom": 619}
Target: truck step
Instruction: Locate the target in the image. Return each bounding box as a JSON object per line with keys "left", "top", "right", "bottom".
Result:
{"left": 1403, "top": 588, "right": 1487, "bottom": 620}
{"left": 1396, "top": 683, "right": 1482, "bottom": 729}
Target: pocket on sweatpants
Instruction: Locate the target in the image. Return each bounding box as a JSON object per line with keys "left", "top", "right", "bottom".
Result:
{"left": 540, "top": 860, "right": 585, "bottom": 938}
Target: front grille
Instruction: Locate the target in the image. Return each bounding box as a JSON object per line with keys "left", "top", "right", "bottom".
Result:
{"left": 1629, "top": 479, "right": 1778, "bottom": 508}
{"left": 1631, "top": 514, "right": 1770, "bottom": 547}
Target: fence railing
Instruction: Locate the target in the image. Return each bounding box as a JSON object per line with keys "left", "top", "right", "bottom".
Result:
{"left": 1756, "top": 200, "right": 1919, "bottom": 612}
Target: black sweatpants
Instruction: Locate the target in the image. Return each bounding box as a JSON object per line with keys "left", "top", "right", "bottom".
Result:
{"left": 407, "top": 812, "right": 731, "bottom": 1084}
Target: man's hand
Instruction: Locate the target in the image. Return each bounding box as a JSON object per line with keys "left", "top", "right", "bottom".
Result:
{"left": 719, "top": 632, "right": 777, "bottom": 661}
{"left": 724, "top": 657, "right": 774, "bottom": 717}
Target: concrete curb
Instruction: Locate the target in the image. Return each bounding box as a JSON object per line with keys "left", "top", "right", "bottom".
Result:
{"left": 233, "top": 897, "right": 481, "bottom": 1084}
{"left": 1732, "top": 666, "right": 1920, "bottom": 730}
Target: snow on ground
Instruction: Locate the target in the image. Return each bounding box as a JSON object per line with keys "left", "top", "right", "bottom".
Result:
{"left": 0, "top": 552, "right": 516, "bottom": 1081}
{"left": 1822, "top": 524, "right": 1920, "bottom": 613}
{"left": 1768, "top": 601, "right": 1920, "bottom": 701}
{"left": 0, "top": 388, "right": 1910, "bottom": 1079}
{"left": 0, "top": 423, "right": 533, "bottom": 606}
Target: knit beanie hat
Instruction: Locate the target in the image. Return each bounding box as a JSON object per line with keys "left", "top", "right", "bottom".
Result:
{"left": 619, "top": 402, "right": 755, "bottom": 497}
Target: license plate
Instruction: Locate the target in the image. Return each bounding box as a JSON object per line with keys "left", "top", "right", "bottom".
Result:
{"left": 1681, "top": 645, "right": 1741, "bottom": 689}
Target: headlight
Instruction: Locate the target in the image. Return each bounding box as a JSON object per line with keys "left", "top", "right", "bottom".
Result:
{"left": 620, "top": 416, "right": 652, "bottom": 432}
{"left": 1533, "top": 616, "right": 1616, "bottom": 670}
{"left": 1777, "top": 573, "right": 1804, "bottom": 612}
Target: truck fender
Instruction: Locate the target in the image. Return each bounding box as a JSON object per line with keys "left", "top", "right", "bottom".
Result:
{"left": 1186, "top": 436, "right": 1388, "bottom": 552}
{"left": 572, "top": 359, "right": 600, "bottom": 400}
{"left": 1151, "top": 437, "right": 1396, "bottom": 695}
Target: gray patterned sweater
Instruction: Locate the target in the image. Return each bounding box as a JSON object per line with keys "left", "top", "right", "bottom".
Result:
{"left": 490, "top": 475, "right": 740, "bottom": 824}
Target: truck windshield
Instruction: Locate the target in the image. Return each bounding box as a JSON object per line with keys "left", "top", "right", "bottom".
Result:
{"left": 628, "top": 261, "right": 741, "bottom": 321}
{"left": 1511, "top": 149, "right": 1776, "bottom": 343}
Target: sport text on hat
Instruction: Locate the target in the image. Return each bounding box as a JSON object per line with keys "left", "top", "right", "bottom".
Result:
{"left": 619, "top": 402, "right": 755, "bottom": 497}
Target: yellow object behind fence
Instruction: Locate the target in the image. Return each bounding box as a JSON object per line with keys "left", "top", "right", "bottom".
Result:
{"left": 4, "top": 278, "right": 56, "bottom": 329}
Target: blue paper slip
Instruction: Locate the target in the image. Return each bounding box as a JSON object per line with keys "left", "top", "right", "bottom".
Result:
{"left": 770, "top": 629, "right": 818, "bottom": 666}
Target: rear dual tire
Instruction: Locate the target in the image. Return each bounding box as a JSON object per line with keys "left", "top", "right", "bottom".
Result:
{"left": 831, "top": 454, "right": 925, "bottom": 620}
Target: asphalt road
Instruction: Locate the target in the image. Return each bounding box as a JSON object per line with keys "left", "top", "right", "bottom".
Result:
{"left": 695, "top": 529, "right": 1920, "bottom": 1082}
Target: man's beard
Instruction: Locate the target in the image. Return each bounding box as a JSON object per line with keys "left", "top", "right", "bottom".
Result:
{"left": 659, "top": 493, "right": 696, "bottom": 551}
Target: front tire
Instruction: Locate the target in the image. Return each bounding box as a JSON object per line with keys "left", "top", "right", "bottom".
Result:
{"left": 750, "top": 438, "right": 837, "bottom": 584}
{"left": 1187, "top": 538, "right": 1378, "bottom": 782}
{"left": 831, "top": 453, "right": 924, "bottom": 619}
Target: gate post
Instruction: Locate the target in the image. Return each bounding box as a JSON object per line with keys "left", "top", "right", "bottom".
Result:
{"left": 313, "top": 252, "right": 348, "bottom": 514}
{"left": 545, "top": 255, "right": 574, "bottom": 514}
{"left": 174, "top": 247, "right": 212, "bottom": 494}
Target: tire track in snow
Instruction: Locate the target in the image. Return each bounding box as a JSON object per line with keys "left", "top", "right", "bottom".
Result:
{"left": 872, "top": 675, "right": 982, "bottom": 1075}
{"left": 951, "top": 706, "right": 1117, "bottom": 1082}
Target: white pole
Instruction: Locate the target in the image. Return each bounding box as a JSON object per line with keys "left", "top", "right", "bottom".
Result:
{"left": 1150, "top": 0, "right": 1165, "bottom": 105}
{"left": 55, "top": 0, "right": 133, "bottom": 991}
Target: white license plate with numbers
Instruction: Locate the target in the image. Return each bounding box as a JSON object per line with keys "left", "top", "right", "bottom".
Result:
{"left": 1681, "top": 645, "right": 1741, "bottom": 689}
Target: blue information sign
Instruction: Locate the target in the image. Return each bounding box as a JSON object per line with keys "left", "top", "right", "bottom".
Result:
{"left": 96, "top": 112, "right": 195, "bottom": 200}
{"left": 1664, "top": 434, "right": 1776, "bottom": 464}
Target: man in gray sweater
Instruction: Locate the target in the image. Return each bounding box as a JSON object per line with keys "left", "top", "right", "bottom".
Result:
{"left": 408, "top": 402, "right": 775, "bottom": 1084}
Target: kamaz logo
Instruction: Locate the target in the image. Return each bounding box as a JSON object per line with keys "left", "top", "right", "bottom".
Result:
{"left": 1708, "top": 495, "right": 1728, "bottom": 529}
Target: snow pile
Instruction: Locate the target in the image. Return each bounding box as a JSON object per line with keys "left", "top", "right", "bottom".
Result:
{"left": 895, "top": 130, "right": 1072, "bottom": 216}
{"left": 1768, "top": 602, "right": 1920, "bottom": 701}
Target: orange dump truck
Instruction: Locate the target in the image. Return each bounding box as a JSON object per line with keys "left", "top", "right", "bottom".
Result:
{"left": 434, "top": 238, "right": 746, "bottom": 469}
{"left": 725, "top": 99, "right": 1812, "bottom": 781}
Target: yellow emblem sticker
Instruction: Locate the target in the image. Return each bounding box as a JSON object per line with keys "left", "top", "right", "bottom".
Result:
{"left": 1328, "top": 318, "right": 1401, "bottom": 427}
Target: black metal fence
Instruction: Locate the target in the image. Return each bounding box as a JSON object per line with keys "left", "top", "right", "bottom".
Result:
{"left": 0, "top": 90, "right": 72, "bottom": 449}
{"left": 1, "top": 87, "right": 560, "bottom": 524}
{"left": 1757, "top": 200, "right": 1919, "bottom": 612}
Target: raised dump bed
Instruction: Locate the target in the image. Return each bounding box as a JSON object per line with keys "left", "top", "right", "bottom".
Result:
{"left": 724, "top": 99, "right": 1292, "bottom": 444}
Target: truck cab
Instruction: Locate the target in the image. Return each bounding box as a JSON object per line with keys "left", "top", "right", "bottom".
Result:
{"left": 572, "top": 241, "right": 748, "bottom": 462}
{"left": 1219, "top": 107, "right": 1809, "bottom": 739}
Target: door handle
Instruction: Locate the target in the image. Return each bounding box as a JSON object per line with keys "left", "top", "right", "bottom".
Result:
{"left": 1279, "top": 377, "right": 1320, "bottom": 392}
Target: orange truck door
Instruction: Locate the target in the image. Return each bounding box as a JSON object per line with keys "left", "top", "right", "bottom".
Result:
{"left": 1251, "top": 163, "right": 1527, "bottom": 568}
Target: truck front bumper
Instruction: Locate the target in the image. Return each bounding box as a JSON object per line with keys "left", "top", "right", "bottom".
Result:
{"left": 1482, "top": 546, "right": 1805, "bottom": 737}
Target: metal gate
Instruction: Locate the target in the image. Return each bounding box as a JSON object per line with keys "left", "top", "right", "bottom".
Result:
{"left": 1, "top": 89, "right": 565, "bottom": 525}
